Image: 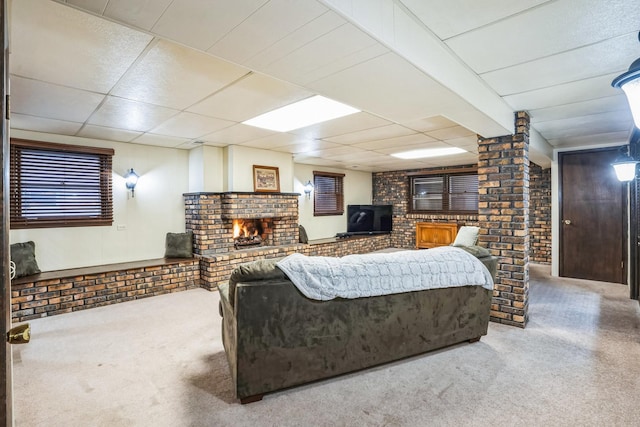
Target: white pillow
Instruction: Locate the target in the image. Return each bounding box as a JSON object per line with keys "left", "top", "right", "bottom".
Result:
{"left": 452, "top": 226, "right": 479, "bottom": 247}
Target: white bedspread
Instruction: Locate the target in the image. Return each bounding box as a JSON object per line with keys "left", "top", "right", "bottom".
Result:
{"left": 276, "top": 246, "right": 494, "bottom": 301}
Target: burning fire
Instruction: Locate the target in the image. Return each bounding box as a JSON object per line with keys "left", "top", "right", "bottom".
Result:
{"left": 232, "top": 219, "right": 259, "bottom": 239}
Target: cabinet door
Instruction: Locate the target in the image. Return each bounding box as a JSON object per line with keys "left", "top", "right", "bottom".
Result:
{"left": 416, "top": 223, "right": 458, "bottom": 248}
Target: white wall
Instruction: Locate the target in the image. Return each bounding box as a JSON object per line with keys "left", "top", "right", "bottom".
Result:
{"left": 10, "top": 130, "right": 189, "bottom": 271}
{"left": 188, "top": 145, "right": 223, "bottom": 192}
{"left": 294, "top": 163, "right": 372, "bottom": 240}
{"left": 226, "top": 145, "right": 294, "bottom": 192}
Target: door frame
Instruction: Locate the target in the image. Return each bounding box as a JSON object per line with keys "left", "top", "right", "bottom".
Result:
{"left": 1, "top": 0, "right": 9, "bottom": 424}
{"left": 558, "top": 146, "right": 628, "bottom": 282}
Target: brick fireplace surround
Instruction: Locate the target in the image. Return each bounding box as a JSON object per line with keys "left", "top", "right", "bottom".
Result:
{"left": 184, "top": 192, "right": 391, "bottom": 290}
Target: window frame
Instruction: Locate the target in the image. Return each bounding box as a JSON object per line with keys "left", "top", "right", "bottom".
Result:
{"left": 10, "top": 139, "right": 115, "bottom": 229}
{"left": 408, "top": 166, "right": 478, "bottom": 214}
{"left": 313, "top": 171, "right": 345, "bottom": 216}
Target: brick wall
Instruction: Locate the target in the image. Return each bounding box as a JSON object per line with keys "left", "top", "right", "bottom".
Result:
{"left": 11, "top": 259, "right": 200, "bottom": 323}
{"left": 478, "top": 111, "right": 530, "bottom": 328}
{"left": 530, "top": 163, "right": 551, "bottom": 264}
{"left": 372, "top": 168, "right": 478, "bottom": 249}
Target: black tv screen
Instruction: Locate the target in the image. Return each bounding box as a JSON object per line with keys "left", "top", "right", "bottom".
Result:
{"left": 347, "top": 204, "right": 393, "bottom": 234}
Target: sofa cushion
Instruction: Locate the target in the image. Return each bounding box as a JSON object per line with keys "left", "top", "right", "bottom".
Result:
{"left": 457, "top": 245, "right": 490, "bottom": 258}
{"left": 10, "top": 241, "right": 41, "bottom": 278}
{"left": 228, "top": 258, "right": 286, "bottom": 307}
{"left": 164, "top": 232, "right": 193, "bottom": 258}
{"left": 452, "top": 226, "right": 479, "bottom": 247}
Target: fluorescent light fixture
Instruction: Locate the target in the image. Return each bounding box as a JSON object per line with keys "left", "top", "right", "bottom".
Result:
{"left": 242, "top": 95, "right": 360, "bottom": 132}
{"left": 391, "top": 147, "right": 467, "bottom": 159}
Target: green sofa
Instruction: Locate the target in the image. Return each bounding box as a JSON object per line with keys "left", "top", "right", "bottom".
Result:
{"left": 218, "top": 248, "right": 497, "bottom": 403}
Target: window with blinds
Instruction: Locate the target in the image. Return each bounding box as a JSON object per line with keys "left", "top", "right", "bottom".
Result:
{"left": 313, "top": 171, "right": 345, "bottom": 216}
{"left": 409, "top": 169, "right": 478, "bottom": 213}
{"left": 10, "top": 139, "right": 114, "bottom": 229}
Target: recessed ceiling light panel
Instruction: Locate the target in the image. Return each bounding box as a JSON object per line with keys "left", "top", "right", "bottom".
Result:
{"left": 391, "top": 147, "right": 466, "bottom": 159}
{"left": 242, "top": 95, "right": 360, "bottom": 132}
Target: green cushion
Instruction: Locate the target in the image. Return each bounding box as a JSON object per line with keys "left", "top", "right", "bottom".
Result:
{"left": 10, "top": 241, "right": 41, "bottom": 278}
{"left": 164, "top": 232, "right": 193, "bottom": 258}
{"left": 458, "top": 245, "right": 491, "bottom": 258}
{"left": 299, "top": 225, "right": 308, "bottom": 244}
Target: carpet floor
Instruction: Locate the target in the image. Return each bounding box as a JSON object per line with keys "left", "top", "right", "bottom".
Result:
{"left": 12, "top": 264, "right": 640, "bottom": 426}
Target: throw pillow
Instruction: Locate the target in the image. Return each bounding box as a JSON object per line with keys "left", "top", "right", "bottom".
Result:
{"left": 165, "top": 231, "right": 193, "bottom": 258}
{"left": 299, "top": 224, "right": 309, "bottom": 244}
{"left": 452, "top": 226, "right": 479, "bottom": 247}
{"left": 10, "top": 241, "right": 41, "bottom": 278}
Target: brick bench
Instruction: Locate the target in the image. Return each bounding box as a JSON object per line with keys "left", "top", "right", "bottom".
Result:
{"left": 11, "top": 258, "right": 200, "bottom": 323}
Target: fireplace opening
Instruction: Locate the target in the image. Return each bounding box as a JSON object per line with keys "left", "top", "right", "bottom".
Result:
{"left": 232, "top": 219, "right": 271, "bottom": 249}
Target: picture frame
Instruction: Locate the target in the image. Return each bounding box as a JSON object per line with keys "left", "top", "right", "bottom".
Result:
{"left": 253, "top": 165, "right": 280, "bottom": 192}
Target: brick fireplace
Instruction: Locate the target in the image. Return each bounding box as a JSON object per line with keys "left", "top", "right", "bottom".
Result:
{"left": 183, "top": 192, "right": 304, "bottom": 289}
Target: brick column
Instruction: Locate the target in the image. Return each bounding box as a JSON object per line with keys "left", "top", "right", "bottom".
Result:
{"left": 478, "top": 112, "right": 530, "bottom": 328}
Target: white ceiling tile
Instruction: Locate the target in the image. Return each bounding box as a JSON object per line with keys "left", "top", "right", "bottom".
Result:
{"left": 300, "top": 43, "right": 389, "bottom": 86}
{"left": 272, "top": 139, "right": 343, "bottom": 154}
{"left": 239, "top": 133, "right": 316, "bottom": 150}
{"left": 503, "top": 72, "right": 623, "bottom": 111}
{"left": 77, "top": 124, "right": 142, "bottom": 142}
{"left": 10, "top": 113, "right": 83, "bottom": 135}
{"left": 547, "top": 130, "right": 632, "bottom": 148}
{"left": 374, "top": 141, "right": 451, "bottom": 155}
{"left": 11, "top": 76, "right": 105, "bottom": 122}
{"left": 425, "top": 125, "right": 475, "bottom": 140}
{"left": 199, "top": 123, "right": 275, "bottom": 145}
{"left": 324, "top": 124, "right": 416, "bottom": 144}
{"left": 112, "top": 39, "right": 250, "bottom": 110}
{"left": 263, "top": 23, "right": 379, "bottom": 85}
{"left": 534, "top": 111, "right": 632, "bottom": 140}
{"left": 442, "top": 135, "right": 478, "bottom": 147}
{"left": 310, "top": 52, "right": 465, "bottom": 123}
{"left": 402, "top": 115, "right": 459, "bottom": 132}
{"left": 401, "top": 0, "right": 551, "bottom": 40}
{"left": 187, "top": 72, "right": 312, "bottom": 122}
{"left": 445, "top": 0, "right": 640, "bottom": 73}
{"left": 315, "top": 146, "right": 371, "bottom": 160}
{"left": 481, "top": 32, "right": 640, "bottom": 95}
{"left": 291, "top": 112, "right": 392, "bottom": 140}
{"left": 246, "top": 11, "right": 346, "bottom": 70}
{"left": 65, "top": 0, "right": 108, "bottom": 14}
{"left": 151, "top": 0, "right": 268, "bottom": 51}
{"left": 88, "top": 96, "right": 179, "bottom": 132}
{"left": 292, "top": 156, "right": 347, "bottom": 168}
{"left": 103, "top": 0, "right": 173, "bottom": 31}
{"left": 150, "top": 112, "right": 235, "bottom": 139}
{"left": 11, "top": 0, "right": 153, "bottom": 93}
{"left": 207, "top": 0, "right": 328, "bottom": 64}
{"left": 530, "top": 95, "right": 631, "bottom": 123}
{"left": 131, "top": 133, "right": 191, "bottom": 148}
{"left": 351, "top": 133, "right": 435, "bottom": 150}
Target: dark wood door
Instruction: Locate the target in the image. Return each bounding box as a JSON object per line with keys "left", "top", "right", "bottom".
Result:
{"left": 560, "top": 148, "right": 626, "bottom": 283}
{"left": 1, "top": 0, "right": 9, "bottom": 424}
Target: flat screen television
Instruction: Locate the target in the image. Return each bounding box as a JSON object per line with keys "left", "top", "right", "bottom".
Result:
{"left": 346, "top": 204, "right": 393, "bottom": 235}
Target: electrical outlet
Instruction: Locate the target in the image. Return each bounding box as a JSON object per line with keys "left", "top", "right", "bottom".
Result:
{"left": 117, "top": 225, "right": 126, "bottom": 231}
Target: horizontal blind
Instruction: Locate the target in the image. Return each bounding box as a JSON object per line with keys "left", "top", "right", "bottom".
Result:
{"left": 10, "top": 140, "right": 114, "bottom": 228}
{"left": 314, "top": 172, "right": 344, "bottom": 216}
{"left": 449, "top": 174, "right": 478, "bottom": 211}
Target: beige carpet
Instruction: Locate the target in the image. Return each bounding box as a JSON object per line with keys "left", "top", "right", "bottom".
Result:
{"left": 12, "top": 264, "right": 640, "bottom": 426}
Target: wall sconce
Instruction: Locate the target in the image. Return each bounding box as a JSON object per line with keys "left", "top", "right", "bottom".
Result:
{"left": 612, "top": 32, "right": 640, "bottom": 128}
{"left": 303, "top": 180, "right": 314, "bottom": 199}
{"left": 612, "top": 147, "right": 639, "bottom": 182}
{"left": 125, "top": 168, "right": 139, "bottom": 197}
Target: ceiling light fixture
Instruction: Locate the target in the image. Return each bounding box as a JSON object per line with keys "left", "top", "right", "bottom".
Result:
{"left": 612, "top": 32, "right": 640, "bottom": 128}
{"left": 391, "top": 147, "right": 466, "bottom": 160}
{"left": 242, "top": 95, "right": 360, "bottom": 132}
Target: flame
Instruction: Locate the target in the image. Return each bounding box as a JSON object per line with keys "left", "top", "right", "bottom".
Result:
{"left": 233, "top": 221, "right": 241, "bottom": 238}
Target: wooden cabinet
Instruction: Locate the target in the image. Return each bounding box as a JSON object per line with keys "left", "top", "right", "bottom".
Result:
{"left": 415, "top": 222, "right": 458, "bottom": 249}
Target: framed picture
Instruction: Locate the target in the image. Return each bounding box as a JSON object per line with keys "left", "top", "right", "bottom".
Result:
{"left": 253, "top": 165, "right": 280, "bottom": 192}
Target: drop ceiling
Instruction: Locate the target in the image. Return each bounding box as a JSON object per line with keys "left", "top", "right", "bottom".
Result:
{"left": 9, "top": 0, "right": 639, "bottom": 171}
